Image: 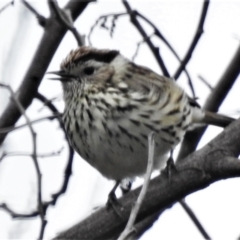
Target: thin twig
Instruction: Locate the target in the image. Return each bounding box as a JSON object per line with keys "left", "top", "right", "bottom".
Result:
{"left": 0, "top": 114, "right": 61, "bottom": 134}
{"left": 132, "top": 33, "right": 154, "bottom": 61}
{"left": 174, "top": 0, "right": 210, "bottom": 79}
{"left": 198, "top": 75, "right": 213, "bottom": 91}
{"left": 123, "top": 2, "right": 194, "bottom": 96}
{"left": 37, "top": 95, "right": 62, "bottom": 112}
{"left": 49, "top": 148, "right": 74, "bottom": 205}
{"left": 179, "top": 199, "right": 211, "bottom": 240}
{"left": 177, "top": 44, "right": 240, "bottom": 162}
{"left": 88, "top": 12, "right": 127, "bottom": 46}
{"left": 122, "top": 0, "right": 170, "bottom": 77}
{"left": 35, "top": 92, "right": 75, "bottom": 206}
{"left": 0, "top": 147, "right": 63, "bottom": 162}
{"left": 49, "top": 0, "right": 84, "bottom": 46}
{"left": 176, "top": 42, "right": 240, "bottom": 240}
{"left": 135, "top": 11, "right": 195, "bottom": 96}
{"left": 21, "top": 0, "right": 46, "bottom": 27}
{"left": 0, "top": 1, "right": 90, "bottom": 146}
{"left": 0, "top": 203, "right": 39, "bottom": 218}
{"left": 0, "top": 92, "right": 74, "bottom": 234}
{"left": 118, "top": 132, "right": 155, "bottom": 240}
{"left": 89, "top": 9, "right": 196, "bottom": 96}
{"left": 39, "top": 220, "right": 48, "bottom": 240}
{"left": 134, "top": 11, "right": 195, "bottom": 96}
{"left": 0, "top": 83, "right": 45, "bottom": 240}
{"left": 0, "top": 0, "right": 14, "bottom": 14}
{"left": 54, "top": 129, "right": 240, "bottom": 240}
{"left": 125, "top": 211, "right": 161, "bottom": 240}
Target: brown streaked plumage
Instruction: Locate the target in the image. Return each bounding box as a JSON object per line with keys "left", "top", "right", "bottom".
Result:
{"left": 49, "top": 46, "right": 234, "bottom": 183}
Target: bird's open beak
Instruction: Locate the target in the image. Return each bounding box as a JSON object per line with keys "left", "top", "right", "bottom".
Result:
{"left": 47, "top": 70, "right": 75, "bottom": 82}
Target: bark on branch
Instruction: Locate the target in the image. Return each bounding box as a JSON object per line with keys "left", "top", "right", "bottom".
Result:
{"left": 0, "top": 0, "right": 91, "bottom": 145}
{"left": 177, "top": 44, "right": 240, "bottom": 162}
{"left": 54, "top": 117, "right": 240, "bottom": 239}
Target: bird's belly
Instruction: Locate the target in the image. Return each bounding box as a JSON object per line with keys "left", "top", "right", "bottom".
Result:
{"left": 70, "top": 121, "right": 178, "bottom": 180}
{"left": 63, "top": 95, "right": 192, "bottom": 180}
{"left": 91, "top": 135, "right": 171, "bottom": 180}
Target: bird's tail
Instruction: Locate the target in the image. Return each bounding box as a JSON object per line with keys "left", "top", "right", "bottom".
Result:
{"left": 198, "top": 111, "right": 235, "bottom": 128}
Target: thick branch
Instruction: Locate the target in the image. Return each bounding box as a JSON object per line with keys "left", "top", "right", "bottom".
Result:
{"left": 0, "top": 0, "right": 91, "bottom": 145}
{"left": 22, "top": 0, "right": 46, "bottom": 27}
{"left": 49, "top": 0, "right": 84, "bottom": 46}
{"left": 54, "top": 117, "right": 240, "bottom": 239}
{"left": 177, "top": 44, "right": 240, "bottom": 161}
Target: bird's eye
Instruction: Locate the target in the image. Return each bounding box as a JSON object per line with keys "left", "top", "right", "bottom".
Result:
{"left": 83, "top": 67, "right": 95, "bottom": 75}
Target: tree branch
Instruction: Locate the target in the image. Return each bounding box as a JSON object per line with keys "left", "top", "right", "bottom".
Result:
{"left": 179, "top": 199, "right": 210, "bottom": 240}
{"left": 0, "top": 83, "right": 45, "bottom": 239}
{"left": 174, "top": 0, "right": 210, "bottom": 79}
{"left": 54, "top": 117, "right": 240, "bottom": 239}
{"left": 22, "top": 0, "right": 46, "bottom": 27}
{"left": 35, "top": 93, "right": 75, "bottom": 206}
{"left": 177, "top": 44, "right": 240, "bottom": 162}
{"left": 0, "top": 0, "right": 14, "bottom": 14}
{"left": 0, "top": 0, "right": 91, "bottom": 145}
{"left": 122, "top": 0, "right": 170, "bottom": 77}
{"left": 48, "top": 0, "right": 84, "bottom": 46}
{"left": 0, "top": 203, "right": 39, "bottom": 218}
{"left": 118, "top": 133, "right": 155, "bottom": 240}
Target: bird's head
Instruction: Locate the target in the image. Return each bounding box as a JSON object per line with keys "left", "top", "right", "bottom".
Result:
{"left": 48, "top": 46, "right": 123, "bottom": 96}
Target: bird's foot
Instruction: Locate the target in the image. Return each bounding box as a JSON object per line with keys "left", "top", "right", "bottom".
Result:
{"left": 106, "top": 181, "right": 123, "bottom": 219}
{"left": 161, "top": 154, "right": 177, "bottom": 182}
{"left": 120, "top": 178, "right": 132, "bottom": 195}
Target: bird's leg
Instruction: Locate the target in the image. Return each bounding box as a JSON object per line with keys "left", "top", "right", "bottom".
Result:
{"left": 162, "top": 151, "right": 205, "bottom": 179}
{"left": 107, "top": 180, "right": 123, "bottom": 218}
{"left": 107, "top": 180, "right": 120, "bottom": 204}
{"left": 120, "top": 178, "right": 132, "bottom": 195}
{"left": 167, "top": 150, "right": 177, "bottom": 178}
{"left": 161, "top": 150, "right": 177, "bottom": 181}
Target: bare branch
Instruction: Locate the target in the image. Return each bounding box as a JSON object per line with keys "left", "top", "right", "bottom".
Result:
{"left": 0, "top": 1, "right": 90, "bottom": 146}
{"left": 88, "top": 12, "right": 127, "bottom": 46}
{"left": 118, "top": 132, "right": 155, "bottom": 240}
{"left": 49, "top": 0, "right": 84, "bottom": 46}
{"left": 49, "top": 148, "right": 74, "bottom": 205}
{"left": 179, "top": 199, "right": 211, "bottom": 239}
{"left": 198, "top": 75, "right": 213, "bottom": 91}
{"left": 0, "top": 91, "right": 74, "bottom": 238}
{"left": 132, "top": 33, "right": 154, "bottom": 61}
{"left": 0, "top": 147, "right": 63, "bottom": 161}
{"left": 177, "top": 44, "right": 240, "bottom": 162}
{"left": 175, "top": 45, "right": 240, "bottom": 238}
{"left": 174, "top": 0, "right": 210, "bottom": 79}
{"left": 125, "top": 211, "right": 161, "bottom": 240}
{"left": 37, "top": 95, "right": 62, "bottom": 112}
{"left": 39, "top": 220, "right": 48, "bottom": 240}
{"left": 122, "top": 0, "right": 170, "bottom": 77}
{"left": 0, "top": 0, "right": 14, "bottom": 14}
{"left": 175, "top": 59, "right": 239, "bottom": 240}
{"left": 0, "top": 83, "right": 45, "bottom": 239}
{"left": 0, "top": 203, "right": 39, "bottom": 219}
{"left": 35, "top": 92, "right": 75, "bottom": 206}
{"left": 0, "top": 114, "right": 61, "bottom": 134}
{"left": 54, "top": 113, "right": 240, "bottom": 239}
{"left": 87, "top": 7, "right": 196, "bottom": 96}
{"left": 21, "top": 0, "right": 46, "bottom": 27}
{"left": 134, "top": 11, "right": 195, "bottom": 97}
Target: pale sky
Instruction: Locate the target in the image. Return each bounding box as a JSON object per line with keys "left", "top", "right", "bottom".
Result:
{"left": 0, "top": 0, "right": 240, "bottom": 239}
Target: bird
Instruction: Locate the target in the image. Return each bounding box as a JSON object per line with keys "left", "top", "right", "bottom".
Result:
{"left": 48, "top": 46, "right": 234, "bottom": 193}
